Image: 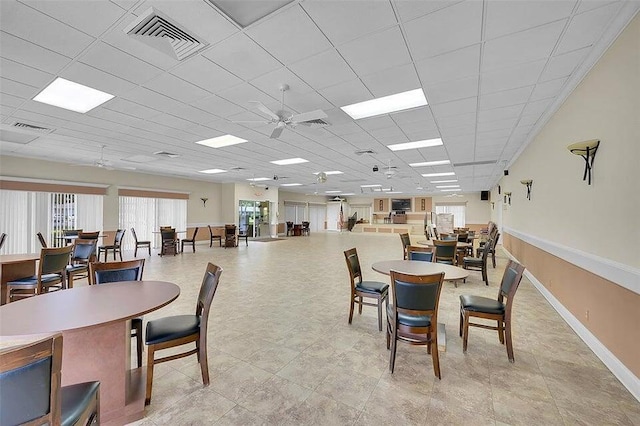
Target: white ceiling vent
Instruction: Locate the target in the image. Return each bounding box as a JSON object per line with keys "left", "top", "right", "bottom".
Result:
{"left": 154, "top": 151, "right": 180, "bottom": 158}
{"left": 12, "top": 122, "right": 54, "bottom": 134}
{"left": 124, "top": 8, "right": 208, "bottom": 61}
{"left": 354, "top": 149, "right": 377, "bottom": 155}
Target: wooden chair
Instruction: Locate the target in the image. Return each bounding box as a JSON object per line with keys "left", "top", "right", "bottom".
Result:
{"left": 160, "top": 229, "right": 178, "bottom": 256}
{"left": 286, "top": 221, "right": 294, "bottom": 236}
{"left": 462, "top": 238, "right": 492, "bottom": 286}
{"left": 130, "top": 227, "right": 151, "bottom": 257}
{"left": 98, "top": 229, "right": 125, "bottom": 261}
{"left": 78, "top": 231, "right": 99, "bottom": 239}
{"left": 89, "top": 259, "right": 145, "bottom": 368}
{"left": 208, "top": 225, "right": 222, "bottom": 247}
{"left": 433, "top": 240, "right": 457, "bottom": 265}
{"left": 488, "top": 232, "right": 501, "bottom": 268}
{"left": 301, "top": 221, "right": 310, "bottom": 236}
{"left": 66, "top": 238, "right": 98, "bottom": 288}
{"left": 145, "top": 262, "right": 223, "bottom": 405}
{"left": 0, "top": 333, "right": 100, "bottom": 426}
{"left": 460, "top": 260, "right": 526, "bottom": 362}
{"left": 0, "top": 232, "right": 5, "bottom": 251}
{"left": 37, "top": 232, "right": 48, "bottom": 248}
{"left": 399, "top": 233, "right": 411, "bottom": 260}
{"left": 407, "top": 245, "right": 434, "bottom": 262}
{"left": 386, "top": 270, "right": 445, "bottom": 379}
{"left": 344, "top": 248, "right": 389, "bottom": 331}
{"left": 6, "top": 245, "right": 72, "bottom": 302}
{"left": 181, "top": 227, "right": 199, "bottom": 253}
{"left": 224, "top": 224, "right": 237, "bottom": 248}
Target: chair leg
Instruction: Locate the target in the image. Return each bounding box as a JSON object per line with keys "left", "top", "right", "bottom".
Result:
{"left": 118, "top": 249, "right": 122, "bottom": 261}
{"left": 358, "top": 296, "right": 363, "bottom": 314}
{"left": 377, "top": 298, "right": 383, "bottom": 331}
{"left": 147, "top": 245, "right": 151, "bottom": 256}
{"left": 134, "top": 324, "right": 143, "bottom": 369}
{"left": 135, "top": 246, "right": 138, "bottom": 257}
{"left": 192, "top": 242, "right": 196, "bottom": 253}
{"left": 198, "top": 333, "right": 210, "bottom": 385}
{"left": 505, "top": 319, "right": 515, "bottom": 362}
{"left": 145, "top": 345, "right": 155, "bottom": 405}
{"left": 348, "top": 294, "right": 355, "bottom": 324}
{"left": 431, "top": 331, "right": 441, "bottom": 379}
{"left": 459, "top": 308, "right": 463, "bottom": 337}
{"left": 462, "top": 311, "right": 470, "bottom": 353}
{"left": 492, "top": 251, "right": 496, "bottom": 268}
{"left": 389, "top": 326, "right": 398, "bottom": 373}
{"left": 497, "top": 320, "right": 505, "bottom": 344}
{"left": 482, "top": 266, "right": 488, "bottom": 286}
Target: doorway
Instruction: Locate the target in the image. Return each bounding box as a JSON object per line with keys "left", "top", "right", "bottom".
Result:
{"left": 238, "top": 200, "right": 270, "bottom": 238}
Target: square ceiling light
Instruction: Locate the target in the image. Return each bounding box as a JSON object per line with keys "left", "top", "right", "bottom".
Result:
{"left": 422, "top": 172, "right": 455, "bottom": 177}
{"left": 32, "top": 78, "right": 114, "bottom": 113}
{"left": 196, "top": 135, "right": 247, "bottom": 148}
{"left": 388, "top": 138, "right": 443, "bottom": 152}
{"left": 270, "top": 158, "right": 309, "bottom": 165}
{"left": 441, "top": 188, "right": 462, "bottom": 192}
{"left": 314, "top": 171, "right": 343, "bottom": 175}
{"left": 210, "top": 0, "right": 294, "bottom": 27}
{"left": 280, "top": 183, "right": 302, "bottom": 186}
{"left": 341, "top": 89, "right": 427, "bottom": 120}
{"left": 436, "top": 185, "right": 460, "bottom": 188}
{"left": 247, "top": 177, "right": 270, "bottom": 182}
{"left": 198, "top": 169, "right": 227, "bottom": 174}
{"left": 430, "top": 179, "right": 458, "bottom": 183}
{"left": 360, "top": 184, "right": 382, "bottom": 188}
{"left": 409, "top": 160, "right": 450, "bottom": 167}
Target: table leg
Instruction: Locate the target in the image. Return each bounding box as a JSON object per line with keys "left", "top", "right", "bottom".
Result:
{"left": 1, "top": 260, "right": 37, "bottom": 305}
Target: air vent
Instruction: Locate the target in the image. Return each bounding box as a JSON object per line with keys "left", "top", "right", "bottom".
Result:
{"left": 154, "top": 151, "right": 179, "bottom": 158}
{"left": 229, "top": 167, "right": 245, "bottom": 171}
{"left": 354, "top": 149, "right": 377, "bottom": 155}
{"left": 124, "top": 7, "right": 208, "bottom": 61}
{"left": 453, "top": 160, "right": 497, "bottom": 167}
{"left": 12, "top": 122, "right": 54, "bottom": 134}
{"left": 304, "top": 118, "right": 329, "bottom": 126}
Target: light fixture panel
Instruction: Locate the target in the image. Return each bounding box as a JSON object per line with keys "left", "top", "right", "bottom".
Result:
{"left": 270, "top": 158, "right": 309, "bottom": 165}
{"left": 341, "top": 89, "right": 427, "bottom": 120}
{"left": 388, "top": 138, "right": 443, "bottom": 152}
{"left": 196, "top": 135, "right": 247, "bottom": 148}
{"left": 33, "top": 78, "right": 114, "bottom": 113}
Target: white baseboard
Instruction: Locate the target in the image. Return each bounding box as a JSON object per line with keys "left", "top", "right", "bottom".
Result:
{"left": 503, "top": 248, "right": 640, "bottom": 402}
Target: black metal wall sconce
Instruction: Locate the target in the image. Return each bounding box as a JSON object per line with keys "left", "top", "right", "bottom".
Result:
{"left": 520, "top": 180, "right": 533, "bottom": 200}
{"left": 504, "top": 192, "right": 512, "bottom": 205}
{"left": 200, "top": 197, "right": 208, "bottom": 207}
{"left": 568, "top": 139, "right": 599, "bottom": 185}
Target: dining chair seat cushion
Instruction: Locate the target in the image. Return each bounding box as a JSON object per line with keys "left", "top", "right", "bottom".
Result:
{"left": 463, "top": 257, "right": 483, "bottom": 264}
{"left": 355, "top": 280, "right": 389, "bottom": 294}
{"left": 60, "top": 381, "right": 100, "bottom": 426}
{"left": 387, "top": 305, "right": 432, "bottom": 327}
{"left": 8, "top": 274, "right": 61, "bottom": 285}
{"left": 460, "top": 295, "right": 505, "bottom": 314}
{"left": 145, "top": 315, "right": 200, "bottom": 345}
{"left": 66, "top": 264, "right": 88, "bottom": 273}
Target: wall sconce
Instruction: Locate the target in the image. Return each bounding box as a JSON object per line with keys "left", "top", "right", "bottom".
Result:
{"left": 491, "top": 202, "right": 495, "bottom": 210}
{"left": 200, "top": 197, "right": 208, "bottom": 207}
{"left": 568, "top": 139, "right": 599, "bottom": 185}
{"left": 504, "top": 192, "right": 512, "bottom": 205}
{"left": 520, "top": 180, "right": 533, "bottom": 200}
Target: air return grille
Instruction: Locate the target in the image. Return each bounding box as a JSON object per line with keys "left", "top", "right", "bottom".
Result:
{"left": 12, "top": 122, "right": 54, "bottom": 133}
{"left": 124, "top": 8, "right": 208, "bottom": 61}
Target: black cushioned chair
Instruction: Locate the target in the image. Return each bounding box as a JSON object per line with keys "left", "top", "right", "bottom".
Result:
{"left": 301, "top": 221, "right": 310, "bottom": 236}
{"left": 407, "top": 245, "right": 434, "bottom": 262}
{"left": 89, "top": 259, "right": 145, "bottom": 368}
{"left": 66, "top": 238, "right": 98, "bottom": 288}
{"left": 459, "top": 260, "right": 525, "bottom": 362}
{"left": 98, "top": 229, "right": 125, "bottom": 262}
{"left": 6, "top": 245, "right": 73, "bottom": 302}
{"left": 145, "top": 262, "right": 223, "bottom": 405}
{"left": 463, "top": 238, "right": 492, "bottom": 286}
{"left": 344, "top": 248, "right": 389, "bottom": 331}
{"left": 399, "top": 233, "right": 411, "bottom": 260}
{"left": 286, "top": 221, "right": 294, "bottom": 236}
{"left": 387, "top": 270, "right": 445, "bottom": 379}
{"left": 131, "top": 227, "right": 151, "bottom": 257}
{"left": 0, "top": 333, "right": 100, "bottom": 426}
{"left": 181, "top": 227, "right": 199, "bottom": 253}
{"left": 433, "top": 240, "right": 457, "bottom": 265}
{"left": 224, "top": 224, "right": 237, "bottom": 248}
{"left": 160, "top": 229, "right": 178, "bottom": 256}
{"left": 37, "top": 232, "right": 48, "bottom": 248}
{"left": 488, "top": 232, "right": 501, "bottom": 268}
{"left": 208, "top": 225, "right": 222, "bottom": 247}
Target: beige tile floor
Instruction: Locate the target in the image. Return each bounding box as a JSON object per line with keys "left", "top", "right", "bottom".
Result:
{"left": 106, "top": 232, "right": 639, "bottom": 425}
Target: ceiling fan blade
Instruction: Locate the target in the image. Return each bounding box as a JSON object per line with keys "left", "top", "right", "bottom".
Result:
{"left": 249, "top": 101, "right": 280, "bottom": 121}
{"left": 270, "top": 123, "right": 285, "bottom": 139}
{"left": 289, "top": 109, "right": 327, "bottom": 124}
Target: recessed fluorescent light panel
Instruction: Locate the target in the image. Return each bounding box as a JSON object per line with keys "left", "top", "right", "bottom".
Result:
{"left": 247, "top": 177, "right": 270, "bottom": 182}
{"left": 325, "top": 190, "right": 342, "bottom": 194}
{"left": 387, "top": 138, "right": 443, "bottom": 152}
{"left": 270, "top": 158, "right": 308, "bottom": 165}
{"left": 422, "top": 172, "right": 455, "bottom": 177}
{"left": 341, "top": 89, "right": 427, "bottom": 120}
{"left": 409, "top": 160, "right": 451, "bottom": 167}
{"left": 360, "top": 184, "right": 382, "bottom": 188}
{"left": 436, "top": 185, "right": 460, "bottom": 188}
{"left": 280, "top": 183, "right": 303, "bottom": 187}
{"left": 198, "top": 169, "right": 226, "bottom": 174}
{"left": 314, "top": 171, "right": 343, "bottom": 175}
{"left": 196, "top": 135, "right": 247, "bottom": 148}
{"left": 387, "top": 191, "right": 402, "bottom": 194}
{"left": 430, "top": 180, "right": 458, "bottom": 183}
{"left": 341, "top": 193, "right": 355, "bottom": 196}
{"left": 441, "top": 189, "right": 462, "bottom": 192}
{"left": 33, "top": 78, "right": 114, "bottom": 113}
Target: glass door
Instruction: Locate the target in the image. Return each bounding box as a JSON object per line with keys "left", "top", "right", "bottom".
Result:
{"left": 238, "top": 200, "right": 270, "bottom": 238}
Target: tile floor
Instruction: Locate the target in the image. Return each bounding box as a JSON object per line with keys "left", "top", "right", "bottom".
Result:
{"left": 108, "top": 232, "right": 638, "bottom": 425}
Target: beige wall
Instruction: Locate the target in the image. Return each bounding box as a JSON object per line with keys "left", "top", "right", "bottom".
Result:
{"left": 496, "top": 14, "right": 640, "bottom": 379}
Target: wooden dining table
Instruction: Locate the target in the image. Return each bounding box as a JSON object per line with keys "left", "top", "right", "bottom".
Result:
{"left": 371, "top": 260, "right": 470, "bottom": 351}
{"left": 0, "top": 253, "right": 40, "bottom": 305}
{"left": 0, "top": 280, "right": 180, "bottom": 425}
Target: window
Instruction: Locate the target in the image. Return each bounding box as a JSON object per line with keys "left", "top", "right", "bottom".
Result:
{"left": 119, "top": 196, "right": 187, "bottom": 250}
{"left": 435, "top": 203, "right": 466, "bottom": 228}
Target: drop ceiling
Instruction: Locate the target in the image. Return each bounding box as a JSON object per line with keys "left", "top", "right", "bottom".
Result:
{"left": 0, "top": 0, "right": 637, "bottom": 196}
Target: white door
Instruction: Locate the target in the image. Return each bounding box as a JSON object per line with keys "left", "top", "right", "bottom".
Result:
{"left": 309, "top": 204, "right": 325, "bottom": 232}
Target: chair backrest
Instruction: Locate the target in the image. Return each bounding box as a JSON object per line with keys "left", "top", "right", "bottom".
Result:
{"left": 343, "top": 248, "right": 363, "bottom": 287}
{"left": 0, "top": 232, "right": 6, "bottom": 250}
{"left": 491, "top": 232, "right": 500, "bottom": 249}
{"left": 0, "top": 333, "right": 63, "bottom": 426}
{"left": 457, "top": 233, "right": 469, "bottom": 243}
{"left": 479, "top": 238, "right": 493, "bottom": 261}
{"left": 189, "top": 227, "right": 199, "bottom": 240}
{"left": 498, "top": 260, "right": 526, "bottom": 316}
{"left": 208, "top": 225, "right": 214, "bottom": 237}
{"left": 161, "top": 229, "right": 176, "bottom": 243}
{"left": 399, "top": 233, "right": 411, "bottom": 259}
{"left": 37, "top": 232, "right": 48, "bottom": 248}
{"left": 195, "top": 263, "right": 223, "bottom": 336}
{"left": 302, "top": 221, "right": 310, "bottom": 229}
{"left": 78, "top": 231, "right": 99, "bottom": 239}
{"left": 433, "top": 240, "right": 457, "bottom": 264}
{"left": 89, "top": 259, "right": 145, "bottom": 285}
{"left": 407, "top": 246, "right": 433, "bottom": 262}
{"left": 160, "top": 226, "right": 173, "bottom": 231}
{"left": 131, "top": 228, "right": 140, "bottom": 243}
{"left": 225, "top": 225, "right": 236, "bottom": 236}
{"left": 440, "top": 234, "right": 457, "bottom": 241}
{"left": 113, "top": 229, "right": 125, "bottom": 245}
{"left": 72, "top": 239, "right": 98, "bottom": 264}
{"left": 40, "top": 245, "right": 73, "bottom": 277}
{"left": 390, "top": 270, "right": 444, "bottom": 320}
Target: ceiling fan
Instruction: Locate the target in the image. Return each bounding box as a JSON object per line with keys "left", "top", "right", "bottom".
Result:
{"left": 72, "top": 145, "right": 115, "bottom": 170}
{"left": 235, "top": 84, "right": 330, "bottom": 139}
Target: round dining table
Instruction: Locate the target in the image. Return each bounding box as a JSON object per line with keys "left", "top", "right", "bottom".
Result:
{"left": 0, "top": 280, "right": 180, "bottom": 425}
{"left": 416, "top": 240, "right": 472, "bottom": 249}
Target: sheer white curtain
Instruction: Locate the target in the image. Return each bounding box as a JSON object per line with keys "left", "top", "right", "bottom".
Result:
{"left": 76, "top": 194, "right": 103, "bottom": 233}
{"left": 308, "top": 204, "right": 326, "bottom": 232}
{"left": 435, "top": 204, "right": 466, "bottom": 228}
{"left": 119, "top": 196, "right": 187, "bottom": 250}
{"left": 0, "top": 190, "right": 30, "bottom": 254}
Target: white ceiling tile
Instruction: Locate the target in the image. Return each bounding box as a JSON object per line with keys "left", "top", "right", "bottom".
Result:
{"left": 246, "top": 5, "right": 332, "bottom": 64}
{"left": 338, "top": 26, "right": 411, "bottom": 76}
{"left": 357, "top": 116, "right": 397, "bottom": 131}
{"left": 80, "top": 42, "right": 164, "bottom": 85}
{"left": 482, "top": 21, "right": 567, "bottom": 71}
{"left": 556, "top": 2, "right": 621, "bottom": 54}
{"left": 521, "top": 97, "right": 556, "bottom": 117}
{"left": 484, "top": 0, "right": 577, "bottom": 39}
{"left": 425, "top": 76, "right": 479, "bottom": 105}
{"left": 328, "top": 122, "right": 363, "bottom": 136}
{"left": 25, "top": 0, "right": 126, "bottom": 37}
{"left": 87, "top": 107, "right": 142, "bottom": 127}
{"left": 477, "top": 117, "right": 518, "bottom": 132}
{"left": 437, "top": 112, "right": 476, "bottom": 128}
{"left": 479, "top": 86, "right": 534, "bottom": 110}
{"left": 203, "top": 33, "right": 282, "bottom": 81}
{"left": 302, "top": 0, "right": 396, "bottom": 45}
{"left": 144, "top": 73, "right": 211, "bottom": 104}
{"left": 170, "top": 105, "right": 219, "bottom": 125}
{"left": 319, "top": 79, "right": 372, "bottom": 107}
{"left": 191, "top": 95, "right": 244, "bottom": 118}
{"left": 361, "top": 64, "right": 421, "bottom": 98}
{"left": 289, "top": 49, "right": 356, "bottom": 90}
{"left": 430, "top": 97, "right": 477, "bottom": 118}
{"left": 1, "top": 1, "right": 95, "bottom": 57}
{"left": 481, "top": 59, "right": 546, "bottom": 94}
{"left": 0, "top": 78, "right": 39, "bottom": 99}
{"left": 399, "top": 120, "right": 439, "bottom": 136}
{"left": 403, "top": 1, "right": 482, "bottom": 59}
{"left": 478, "top": 104, "right": 525, "bottom": 123}
{"left": 440, "top": 123, "right": 475, "bottom": 138}
{"left": 517, "top": 113, "right": 543, "bottom": 127}
{"left": 391, "top": 107, "right": 436, "bottom": 126}
{"left": 530, "top": 78, "right": 568, "bottom": 101}
{"left": 217, "top": 83, "right": 277, "bottom": 111}
{"left": 0, "top": 31, "right": 71, "bottom": 74}
{"left": 103, "top": 98, "right": 160, "bottom": 120}
{"left": 394, "top": 0, "right": 463, "bottom": 23}
{"left": 415, "top": 45, "right": 481, "bottom": 85}
{"left": 477, "top": 128, "right": 512, "bottom": 141}
{"left": 121, "top": 87, "right": 185, "bottom": 115}
{"left": 0, "top": 92, "right": 25, "bottom": 108}
{"left": 283, "top": 91, "right": 333, "bottom": 113}
{"left": 0, "top": 58, "right": 54, "bottom": 88}
{"left": 250, "top": 67, "right": 314, "bottom": 103}
{"left": 576, "top": 0, "right": 619, "bottom": 14}
{"left": 540, "top": 47, "right": 590, "bottom": 82}
{"left": 60, "top": 62, "right": 137, "bottom": 97}
{"left": 171, "top": 56, "right": 243, "bottom": 94}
